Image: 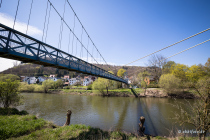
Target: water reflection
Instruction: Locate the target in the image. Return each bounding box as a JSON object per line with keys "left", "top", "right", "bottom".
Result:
{"left": 17, "top": 93, "right": 196, "bottom": 136}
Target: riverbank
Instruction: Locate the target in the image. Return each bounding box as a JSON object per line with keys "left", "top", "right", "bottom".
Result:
{"left": 18, "top": 82, "right": 197, "bottom": 99}
{"left": 59, "top": 88, "right": 196, "bottom": 99}
{"left": 1, "top": 108, "right": 206, "bottom": 140}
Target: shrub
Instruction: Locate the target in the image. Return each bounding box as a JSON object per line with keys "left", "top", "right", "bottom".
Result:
{"left": 0, "top": 74, "right": 20, "bottom": 82}
{"left": 159, "top": 74, "right": 181, "bottom": 95}
{"left": 42, "top": 79, "right": 54, "bottom": 93}
{"left": 87, "top": 84, "right": 92, "bottom": 90}
{"left": 0, "top": 79, "right": 22, "bottom": 108}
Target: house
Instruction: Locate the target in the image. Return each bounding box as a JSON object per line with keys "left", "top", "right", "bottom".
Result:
{"left": 26, "top": 77, "right": 36, "bottom": 84}
{"left": 69, "top": 78, "right": 80, "bottom": 86}
{"left": 83, "top": 77, "right": 93, "bottom": 86}
{"left": 63, "top": 75, "right": 70, "bottom": 86}
{"left": 49, "top": 77, "right": 60, "bottom": 81}
{"left": 36, "top": 76, "right": 47, "bottom": 83}
{"left": 49, "top": 75, "right": 55, "bottom": 78}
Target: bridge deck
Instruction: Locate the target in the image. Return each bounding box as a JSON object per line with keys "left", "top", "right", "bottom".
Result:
{"left": 0, "top": 23, "right": 128, "bottom": 84}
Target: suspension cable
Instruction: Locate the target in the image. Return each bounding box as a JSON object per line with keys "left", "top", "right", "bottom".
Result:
{"left": 75, "top": 38, "right": 78, "bottom": 56}
{"left": 66, "top": 0, "right": 110, "bottom": 67}
{"left": 124, "top": 28, "right": 210, "bottom": 66}
{"left": 87, "top": 37, "right": 89, "bottom": 62}
{"left": 47, "top": 0, "right": 101, "bottom": 65}
{"left": 71, "top": 14, "right": 75, "bottom": 54}
{"left": 42, "top": 1, "right": 49, "bottom": 42}
{"left": 80, "top": 28, "right": 83, "bottom": 58}
{"left": 13, "top": 0, "right": 20, "bottom": 29}
{"left": 130, "top": 39, "right": 210, "bottom": 76}
{"left": 67, "top": 31, "right": 71, "bottom": 54}
{"left": 45, "top": 3, "right": 51, "bottom": 43}
{"left": 58, "top": 0, "right": 66, "bottom": 49}
{"left": 26, "top": 0, "right": 33, "bottom": 35}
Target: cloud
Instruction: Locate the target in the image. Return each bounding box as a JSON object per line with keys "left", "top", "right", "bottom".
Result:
{"left": 0, "top": 12, "right": 42, "bottom": 36}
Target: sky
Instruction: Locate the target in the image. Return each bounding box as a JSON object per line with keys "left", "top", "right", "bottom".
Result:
{"left": 0, "top": 0, "right": 210, "bottom": 72}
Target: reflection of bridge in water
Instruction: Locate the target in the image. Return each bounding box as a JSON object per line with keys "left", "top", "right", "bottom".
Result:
{"left": 0, "top": 24, "right": 127, "bottom": 84}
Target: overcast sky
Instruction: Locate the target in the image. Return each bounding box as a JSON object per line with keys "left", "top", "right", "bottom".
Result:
{"left": 0, "top": 0, "right": 210, "bottom": 72}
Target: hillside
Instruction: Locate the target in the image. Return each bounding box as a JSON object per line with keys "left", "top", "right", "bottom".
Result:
{"left": 0, "top": 63, "right": 157, "bottom": 78}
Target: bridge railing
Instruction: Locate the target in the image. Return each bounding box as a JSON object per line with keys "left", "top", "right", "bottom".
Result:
{"left": 0, "top": 23, "right": 128, "bottom": 84}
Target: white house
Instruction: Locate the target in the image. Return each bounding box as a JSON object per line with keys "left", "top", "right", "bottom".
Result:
{"left": 26, "top": 77, "right": 36, "bottom": 84}
{"left": 49, "top": 77, "right": 59, "bottom": 81}
{"left": 36, "top": 76, "right": 47, "bottom": 83}
{"left": 69, "top": 78, "right": 80, "bottom": 85}
{"left": 83, "top": 77, "right": 93, "bottom": 86}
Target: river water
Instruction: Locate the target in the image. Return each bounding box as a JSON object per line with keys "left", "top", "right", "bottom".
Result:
{"left": 17, "top": 93, "right": 197, "bottom": 136}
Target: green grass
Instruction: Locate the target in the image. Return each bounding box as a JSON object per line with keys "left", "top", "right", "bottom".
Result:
{"left": 11, "top": 124, "right": 138, "bottom": 140}
{"left": 0, "top": 107, "right": 28, "bottom": 116}
{"left": 1, "top": 110, "right": 209, "bottom": 140}
{"left": 62, "top": 88, "right": 145, "bottom": 96}
{"left": 0, "top": 115, "right": 47, "bottom": 139}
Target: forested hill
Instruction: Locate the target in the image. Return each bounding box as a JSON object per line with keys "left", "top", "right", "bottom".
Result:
{"left": 0, "top": 63, "right": 157, "bottom": 78}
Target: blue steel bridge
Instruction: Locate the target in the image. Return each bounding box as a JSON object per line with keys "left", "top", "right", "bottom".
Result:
{"left": 0, "top": 23, "right": 127, "bottom": 84}
{"left": 0, "top": 0, "right": 209, "bottom": 85}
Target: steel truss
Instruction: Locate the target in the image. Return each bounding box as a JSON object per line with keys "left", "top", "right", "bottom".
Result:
{"left": 0, "top": 23, "right": 128, "bottom": 84}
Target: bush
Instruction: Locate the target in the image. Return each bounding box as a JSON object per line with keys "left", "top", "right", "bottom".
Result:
{"left": 159, "top": 74, "right": 181, "bottom": 95}
{"left": 42, "top": 79, "right": 54, "bottom": 93}
{"left": 87, "top": 84, "right": 92, "bottom": 90}
{"left": 19, "top": 82, "right": 35, "bottom": 92}
{"left": 0, "top": 107, "right": 28, "bottom": 115}
{"left": 0, "top": 74, "right": 20, "bottom": 82}
{"left": 0, "top": 79, "right": 22, "bottom": 108}
{"left": 52, "top": 79, "right": 63, "bottom": 89}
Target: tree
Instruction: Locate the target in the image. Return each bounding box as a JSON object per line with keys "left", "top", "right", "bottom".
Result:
{"left": 186, "top": 65, "right": 206, "bottom": 84}
{"left": 0, "top": 74, "right": 20, "bottom": 82}
{"left": 162, "top": 61, "right": 176, "bottom": 74}
{"left": 159, "top": 74, "right": 181, "bottom": 95}
{"left": 138, "top": 71, "right": 150, "bottom": 95}
{"left": 117, "top": 69, "right": 126, "bottom": 78}
{"left": 42, "top": 79, "right": 54, "bottom": 93}
{"left": 0, "top": 79, "right": 21, "bottom": 108}
{"left": 147, "top": 54, "right": 167, "bottom": 82}
{"left": 117, "top": 69, "right": 126, "bottom": 88}
{"left": 173, "top": 76, "right": 210, "bottom": 139}
{"left": 92, "top": 71, "right": 115, "bottom": 95}
{"left": 204, "top": 58, "right": 210, "bottom": 76}
{"left": 171, "top": 63, "right": 188, "bottom": 84}
{"left": 52, "top": 79, "right": 63, "bottom": 89}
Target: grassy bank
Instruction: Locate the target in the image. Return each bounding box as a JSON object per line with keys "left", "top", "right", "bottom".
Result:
{"left": 1, "top": 108, "right": 209, "bottom": 140}
{"left": 18, "top": 82, "right": 197, "bottom": 98}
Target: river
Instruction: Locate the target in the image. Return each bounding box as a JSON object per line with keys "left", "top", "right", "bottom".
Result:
{"left": 17, "top": 93, "right": 196, "bottom": 136}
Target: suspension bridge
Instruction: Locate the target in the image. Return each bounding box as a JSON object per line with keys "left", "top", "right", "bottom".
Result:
{"left": 0, "top": 0, "right": 209, "bottom": 85}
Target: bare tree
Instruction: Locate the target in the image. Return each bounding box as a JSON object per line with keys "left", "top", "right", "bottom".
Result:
{"left": 147, "top": 54, "right": 167, "bottom": 82}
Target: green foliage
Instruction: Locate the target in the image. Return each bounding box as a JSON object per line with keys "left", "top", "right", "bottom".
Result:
{"left": 171, "top": 63, "right": 188, "bottom": 82}
{"left": 117, "top": 68, "right": 126, "bottom": 78}
{"left": 87, "top": 84, "right": 92, "bottom": 90}
{"left": 186, "top": 65, "right": 206, "bottom": 83}
{"left": 42, "top": 79, "right": 54, "bottom": 93}
{"left": 52, "top": 79, "right": 63, "bottom": 89}
{"left": 0, "top": 115, "right": 46, "bottom": 139}
{"left": 173, "top": 76, "right": 210, "bottom": 139}
{"left": 92, "top": 78, "right": 115, "bottom": 95}
{"left": 0, "top": 107, "right": 28, "bottom": 115}
{"left": 162, "top": 61, "right": 176, "bottom": 74}
{"left": 138, "top": 71, "right": 150, "bottom": 88}
{"left": 0, "top": 79, "right": 22, "bottom": 108}
{"left": 12, "top": 123, "right": 137, "bottom": 140}
{"left": 159, "top": 74, "right": 181, "bottom": 95}
{"left": 0, "top": 74, "right": 20, "bottom": 82}
{"left": 19, "top": 83, "right": 43, "bottom": 93}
